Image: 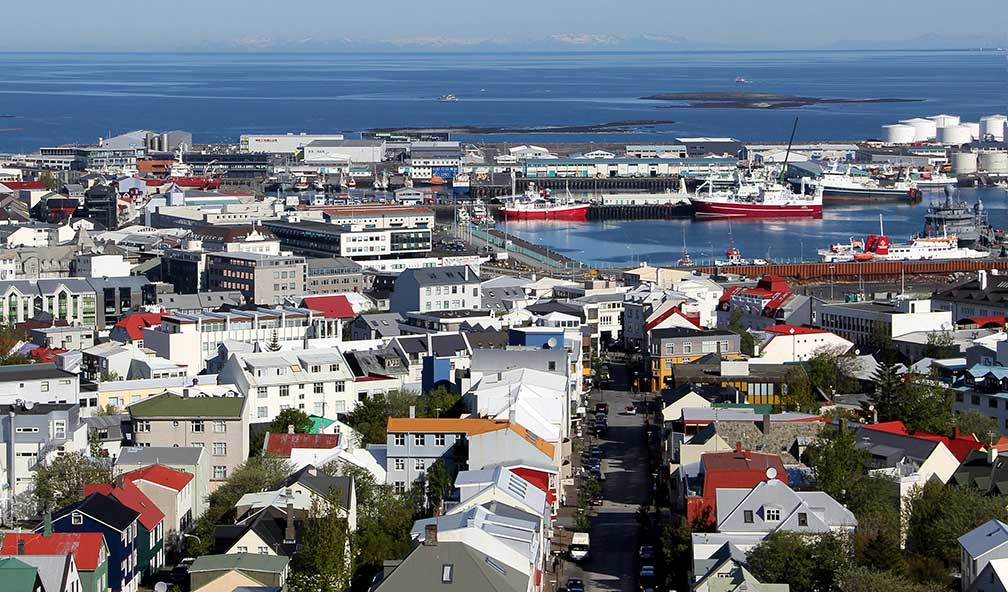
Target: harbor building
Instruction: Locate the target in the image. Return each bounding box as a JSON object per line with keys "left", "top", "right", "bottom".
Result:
{"left": 406, "top": 148, "right": 463, "bottom": 179}
{"left": 625, "top": 145, "right": 688, "bottom": 158}
{"left": 521, "top": 157, "right": 737, "bottom": 179}
{"left": 239, "top": 133, "right": 346, "bottom": 155}
{"left": 303, "top": 139, "right": 386, "bottom": 164}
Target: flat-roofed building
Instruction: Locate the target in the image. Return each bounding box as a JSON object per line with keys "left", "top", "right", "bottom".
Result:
{"left": 205, "top": 251, "right": 306, "bottom": 305}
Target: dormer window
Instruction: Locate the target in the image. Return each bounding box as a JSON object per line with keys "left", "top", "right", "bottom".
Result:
{"left": 71, "top": 512, "right": 83, "bottom": 525}
{"left": 764, "top": 507, "right": 781, "bottom": 522}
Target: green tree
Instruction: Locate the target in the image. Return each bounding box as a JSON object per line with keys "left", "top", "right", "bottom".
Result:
{"left": 898, "top": 374, "right": 954, "bottom": 435}
{"left": 956, "top": 410, "right": 1000, "bottom": 445}
{"left": 835, "top": 566, "right": 948, "bottom": 592}
{"left": 421, "top": 386, "right": 461, "bottom": 418}
{"left": 779, "top": 367, "right": 817, "bottom": 412}
{"left": 270, "top": 408, "right": 314, "bottom": 435}
{"left": 806, "top": 346, "right": 859, "bottom": 395}
{"left": 904, "top": 480, "right": 1008, "bottom": 569}
{"left": 425, "top": 459, "right": 452, "bottom": 515}
{"left": 289, "top": 489, "right": 352, "bottom": 592}
{"left": 746, "top": 531, "right": 850, "bottom": 592}
{"left": 923, "top": 330, "right": 957, "bottom": 359}
{"left": 727, "top": 308, "right": 755, "bottom": 356}
{"left": 868, "top": 359, "right": 905, "bottom": 422}
{"left": 266, "top": 330, "right": 282, "bottom": 352}
{"left": 0, "top": 322, "right": 30, "bottom": 366}
{"left": 859, "top": 529, "right": 906, "bottom": 575}
{"left": 342, "top": 466, "right": 417, "bottom": 578}
{"left": 801, "top": 427, "right": 868, "bottom": 506}
{"left": 40, "top": 171, "right": 59, "bottom": 192}
{"left": 33, "top": 451, "right": 115, "bottom": 513}
{"left": 186, "top": 455, "right": 292, "bottom": 556}
{"left": 345, "top": 390, "right": 425, "bottom": 445}
{"left": 660, "top": 512, "right": 715, "bottom": 592}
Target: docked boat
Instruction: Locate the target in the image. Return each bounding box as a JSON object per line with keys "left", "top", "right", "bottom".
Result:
{"left": 453, "top": 173, "right": 471, "bottom": 197}
{"left": 689, "top": 176, "right": 822, "bottom": 219}
{"left": 500, "top": 184, "right": 590, "bottom": 221}
{"left": 913, "top": 170, "right": 959, "bottom": 188}
{"left": 921, "top": 188, "right": 992, "bottom": 247}
{"left": 820, "top": 215, "right": 988, "bottom": 262}
{"left": 806, "top": 162, "right": 921, "bottom": 201}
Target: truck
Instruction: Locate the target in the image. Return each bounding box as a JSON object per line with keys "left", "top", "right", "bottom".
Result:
{"left": 570, "top": 532, "right": 590, "bottom": 561}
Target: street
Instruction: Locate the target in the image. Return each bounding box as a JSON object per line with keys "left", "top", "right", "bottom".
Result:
{"left": 564, "top": 389, "right": 650, "bottom": 592}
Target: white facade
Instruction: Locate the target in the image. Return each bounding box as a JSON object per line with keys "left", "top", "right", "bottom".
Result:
{"left": 240, "top": 133, "right": 345, "bottom": 154}
{"left": 72, "top": 254, "right": 133, "bottom": 278}
{"left": 752, "top": 328, "right": 854, "bottom": 364}
{"left": 219, "top": 349, "right": 358, "bottom": 423}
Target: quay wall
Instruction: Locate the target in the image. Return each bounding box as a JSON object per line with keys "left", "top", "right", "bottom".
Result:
{"left": 696, "top": 258, "right": 1008, "bottom": 281}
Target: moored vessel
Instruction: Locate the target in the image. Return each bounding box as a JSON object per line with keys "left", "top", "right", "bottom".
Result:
{"left": 820, "top": 215, "right": 988, "bottom": 262}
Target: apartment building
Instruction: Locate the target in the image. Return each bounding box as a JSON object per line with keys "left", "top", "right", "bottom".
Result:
{"left": 649, "top": 328, "right": 741, "bottom": 392}
{"left": 262, "top": 218, "right": 432, "bottom": 265}
{"left": 218, "top": 348, "right": 358, "bottom": 423}
{"left": 128, "top": 391, "right": 249, "bottom": 484}
{"left": 390, "top": 265, "right": 480, "bottom": 314}
{"left": 811, "top": 297, "right": 953, "bottom": 346}
{"left": 206, "top": 251, "right": 306, "bottom": 305}
{"left": 304, "top": 257, "right": 363, "bottom": 294}
{"left": 0, "top": 364, "right": 81, "bottom": 408}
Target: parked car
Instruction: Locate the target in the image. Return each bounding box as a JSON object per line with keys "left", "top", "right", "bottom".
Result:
{"left": 639, "top": 545, "right": 656, "bottom": 562}
{"left": 639, "top": 566, "right": 656, "bottom": 590}
{"left": 624, "top": 405, "right": 637, "bottom": 415}
{"left": 595, "top": 402, "right": 609, "bottom": 415}
{"left": 567, "top": 577, "right": 586, "bottom": 592}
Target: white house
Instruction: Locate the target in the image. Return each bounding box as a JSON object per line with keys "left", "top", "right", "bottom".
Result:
{"left": 751, "top": 325, "right": 854, "bottom": 364}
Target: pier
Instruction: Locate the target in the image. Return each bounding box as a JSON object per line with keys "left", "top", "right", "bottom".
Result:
{"left": 695, "top": 258, "right": 1008, "bottom": 281}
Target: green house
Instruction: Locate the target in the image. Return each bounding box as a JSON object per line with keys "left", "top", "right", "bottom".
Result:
{"left": 0, "top": 557, "right": 45, "bottom": 592}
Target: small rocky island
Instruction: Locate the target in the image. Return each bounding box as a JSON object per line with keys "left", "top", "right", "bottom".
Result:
{"left": 367, "top": 120, "right": 676, "bottom": 135}
{"left": 641, "top": 92, "right": 921, "bottom": 109}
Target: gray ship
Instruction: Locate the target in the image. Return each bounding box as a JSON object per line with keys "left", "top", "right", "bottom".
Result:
{"left": 922, "top": 186, "right": 993, "bottom": 248}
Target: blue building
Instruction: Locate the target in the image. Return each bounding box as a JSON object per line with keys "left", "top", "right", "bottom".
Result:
{"left": 47, "top": 492, "right": 139, "bottom": 592}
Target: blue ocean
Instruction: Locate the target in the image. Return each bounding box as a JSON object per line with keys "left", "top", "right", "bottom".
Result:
{"left": 0, "top": 50, "right": 1005, "bottom": 152}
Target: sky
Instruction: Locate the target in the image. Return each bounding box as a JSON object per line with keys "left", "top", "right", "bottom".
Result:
{"left": 2, "top": 0, "right": 1007, "bottom": 51}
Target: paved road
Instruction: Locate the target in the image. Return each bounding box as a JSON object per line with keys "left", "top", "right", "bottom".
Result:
{"left": 564, "top": 390, "right": 650, "bottom": 592}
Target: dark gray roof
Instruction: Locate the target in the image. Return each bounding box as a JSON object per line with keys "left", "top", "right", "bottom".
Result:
{"left": 853, "top": 427, "right": 940, "bottom": 466}
{"left": 53, "top": 492, "right": 139, "bottom": 532}
{"left": 272, "top": 466, "right": 353, "bottom": 511}
{"left": 0, "top": 402, "right": 77, "bottom": 416}
{"left": 355, "top": 313, "right": 404, "bottom": 337}
{"left": 462, "top": 329, "right": 509, "bottom": 350}
{"left": 399, "top": 265, "right": 479, "bottom": 287}
{"left": 375, "top": 540, "right": 526, "bottom": 592}
{"left": 525, "top": 300, "right": 585, "bottom": 321}
{"left": 650, "top": 327, "right": 736, "bottom": 339}
{"left": 431, "top": 334, "right": 468, "bottom": 357}
{"left": 395, "top": 335, "right": 428, "bottom": 354}
{"left": 0, "top": 363, "right": 74, "bottom": 382}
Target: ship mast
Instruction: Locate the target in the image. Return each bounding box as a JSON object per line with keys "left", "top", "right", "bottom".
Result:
{"left": 778, "top": 117, "right": 799, "bottom": 185}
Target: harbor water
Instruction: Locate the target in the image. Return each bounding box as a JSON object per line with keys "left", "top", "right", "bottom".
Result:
{"left": 495, "top": 186, "right": 1008, "bottom": 267}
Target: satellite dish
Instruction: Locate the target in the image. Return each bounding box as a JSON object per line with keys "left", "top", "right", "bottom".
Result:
{"left": 765, "top": 467, "right": 778, "bottom": 481}
{"left": 545, "top": 337, "right": 558, "bottom": 349}
{"left": 154, "top": 583, "right": 168, "bottom": 592}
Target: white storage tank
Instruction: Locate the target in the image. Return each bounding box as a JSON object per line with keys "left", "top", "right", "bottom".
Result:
{"left": 899, "top": 118, "right": 938, "bottom": 141}
{"left": 963, "top": 122, "right": 981, "bottom": 140}
{"left": 979, "top": 151, "right": 1008, "bottom": 173}
{"left": 883, "top": 124, "right": 916, "bottom": 144}
{"left": 928, "top": 114, "right": 960, "bottom": 128}
{"left": 980, "top": 115, "right": 1007, "bottom": 142}
{"left": 952, "top": 152, "right": 978, "bottom": 174}
{"left": 937, "top": 124, "right": 972, "bottom": 145}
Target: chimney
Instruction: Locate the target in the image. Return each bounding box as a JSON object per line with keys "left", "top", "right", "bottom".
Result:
{"left": 953, "top": 427, "right": 961, "bottom": 439}
{"left": 761, "top": 413, "right": 771, "bottom": 435}
{"left": 307, "top": 466, "right": 317, "bottom": 477}
{"left": 980, "top": 270, "right": 988, "bottom": 290}
{"left": 409, "top": 406, "right": 416, "bottom": 419}
{"left": 43, "top": 512, "right": 52, "bottom": 537}
{"left": 285, "top": 501, "right": 296, "bottom": 543}
{"left": 287, "top": 424, "right": 294, "bottom": 434}
{"left": 424, "top": 524, "right": 438, "bottom": 546}
{"left": 16, "top": 539, "right": 25, "bottom": 555}
{"left": 990, "top": 447, "right": 999, "bottom": 465}
{"left": 734, "top": 441, "right": 743, "bottom": 456}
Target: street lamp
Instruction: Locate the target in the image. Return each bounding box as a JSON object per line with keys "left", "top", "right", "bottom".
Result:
{"left": 789, "top": 327, "right": 796, "bottom": 363}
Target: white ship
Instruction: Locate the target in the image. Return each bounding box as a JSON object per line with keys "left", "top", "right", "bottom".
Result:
{"left": 819, "top": 215, "right": 988, "bottom": 262}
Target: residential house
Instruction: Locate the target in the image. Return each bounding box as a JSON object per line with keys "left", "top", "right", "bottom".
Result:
{"left": 115, "top": 446, "right": 210, "bottom": 518}
{"left": 0, "top": 557, "right": 45, "bottom": 592}
{"left": 648, "top": 327, "right": 741, "bottom": 391}
{"left": 10, "top": 554, "right": 81, "bottom": 592}
{"left": 47, "top": 492, "right": 139, "bottom": 592}
{"left": 0, "top": 364, "right": 81, "bottom": 410}
{"left": 270, "top": 465, "right": 357, "bottom": 531}
{"left": 83, "top": 481, "right": 164, "bottom": 580}
{"left": 350, "top": 312, "right": 404, "bottom": 340}
{"left": 960, "top": 519, "right": 1008, "bottom": 592}
{"left": 955, "top": 366, "right": 1008, "bottom": 435}
{"left": 122, "top": 464, "right": 195, "bottom": 540}
{"left": 82, "top": 414, "right": 129, "bottom": 458}
{"left": 1, "top": 532, "right": 109, "bottom": 592}
{"left": 717, "top": 276, "right": 811, "bottom": 330}
{"left": 683, "top": 445, "right": 788, "bottom": 523}
{"left": 187, "top": 553, "right": 289, "bottom": 592}
{"left": 751, "top": 325, "right": 853, "bottom": 364}
{"left": 127, "top": 391, "right": 248, "bottom": 486}
{"left": 218, "top": 348, "right": 357, "bottom": 423}
{"left": 715, "top": 478, "right": 857, "bottom": 536}
{"left": 390, "top": 265, "right": 480, "bottom": 314}
{"left": 213, "top": 506, "right": 303, "bottom": 557}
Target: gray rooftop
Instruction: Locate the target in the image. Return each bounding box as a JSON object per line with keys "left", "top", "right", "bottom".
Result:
{"left": 117, "top": 446, "right": 205, "bottom": 467}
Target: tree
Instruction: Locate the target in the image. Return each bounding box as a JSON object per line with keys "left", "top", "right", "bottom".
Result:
{"left": 806, "top": 346, "right": 859, "bottom": 395}
{"left": 859, "top": 529, "right": 906, "bottom": 575}
{"left": 341, "top": 466, "right": 417, "bottom": 579}
{"left": 98, "top": 370, "right": 122, "bottom": 382}
{"left": 868, "top": 359, "right": 904, "bottom": 422}
{"left": 425, "top": 460, "right": 451, "bottom": 515}
{"left": 727, "top": 308, "right": 755, "bottom": 356}
{"left": 660, "top": 512, "right": 715, "bottom": 592}
{"left": 923, "top": 330, "right": 957, "bottom": 360}
{"left": 270, "top": 408, "right": 314, "bottom": 435}
{"left": 289, "top": 489, "right": 352, "bottom": 592}
{"left": 421, "top": 386, "right": 461, "bottom": 419}
{"left": 40, "top": 171, "right": 59, "bottom": 192}
{"left": 801, "top": 427, "right": 868, "bottom": 506}
{"left": 186, "top": 455, "right": 292, "bottom": 556}
{"left": 904, "top": 480, "right": 1008, "bottom": 569}
{"left": 779, "top": 367, "right": 817, "bottom": 412}
{"left": 898, "top": 374, "right": 954, "bottom": 435}
{"left": 746, "top": 531, "right": 850, "bottom": 592}
{"left": 956, "top": 410, "right": 1000, "bottom": 445}
{"left": 33, "top": 451, "right": 115, "bottom": 513}
{"left": 0, "top": 323, "right": 30, "bottom": 366}
{"left": 836, "top": 566, "right": 948, "bottom": 592}
{"left": 266, "top": 330, "right": 282, "bottom": 352}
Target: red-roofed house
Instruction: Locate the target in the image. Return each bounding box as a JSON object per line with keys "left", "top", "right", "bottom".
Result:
{"left": 861, "top": 421, "right": 1007, "bottom": 462}
{"left": 685, "top": 444, "right": 788, "bottom": 524}
{"left": 0, "top": 180, "right": 46, "bottom": 192}
{"left": 108, "top": 313, "right": 164, "bottom": 346}
{"left": 82, "top": 481, "right": 165, "bottom": 579}
{"left": 28, "top": 347, "right": 67, "bottom": 364}
{"left": 958, "top": 315, "right": 1006, "bottom": 329}
{"left": 717, "top": 276, "right": 810, "bottom": 330}
{"left": 1, "top": 532, "right": 108, "bottom": 592}
{"left": 753, "top": 325, "right": 853, "bottom": 364}
{"left": 301, "top": 295, "right": 356, "bottom": 320}
{"left": 263, "top": 432, "right": 342, "bottom": 458}
{"left": 121, "top": 464, "right": 194, "bottom": 536}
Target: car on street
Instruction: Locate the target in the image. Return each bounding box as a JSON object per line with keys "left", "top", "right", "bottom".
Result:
{"left": 567, "top": 577, "right": 585, "bottom": 592}
{"left": 595, "top": 402, "right": 609, "bottom": 415}
{"left": 639, "top": 545, "right": 656, "bottom": 562}
{"left": 595, "top": 424, "right": 608, "bottom": 437}
{"left": 624, "top": 405, "right": 637, "bottom": 415}
{"left": 639, "top": 566, "right": 656, "bottom": 590}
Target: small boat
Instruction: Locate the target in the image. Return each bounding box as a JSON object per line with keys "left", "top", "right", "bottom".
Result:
{"left": 312, "top": 178, "right": 325, "bottom": 191}
{"left": 735, "top": 77, "right": 752, "bottom": 84}
{"left": 438, "top": 94, "right": 458, "bottom": 102}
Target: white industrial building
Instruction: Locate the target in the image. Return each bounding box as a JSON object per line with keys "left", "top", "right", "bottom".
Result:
{"left": 240, "top": 133, "right": 346, "bottom": 154}
{"left": 303, "top": 139, "right": 386, "bottom": 164}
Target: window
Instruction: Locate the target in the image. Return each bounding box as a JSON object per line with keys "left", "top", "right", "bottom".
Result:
{"left": 213, "top": 421, "right": 226, "bottom": 433}
{"left": 435, "top": 434, "right": 446, "bottom": 446}
{"left": 257, "top": 386, "right": 268, "bottom": 398}
{"left": 798, "top": 512, "right": 808, "bottom": 527}
{"left": 314, "top": 382, "right": 324, "bottom": 394}
{"left": 237, "top": 546, "right": 248, "bottom": 553}
{"left": 991, "top": 398, "right": 999, "bottom": 409}
{"left": 765, "top": 508, "right": 781, "bottom": 521}
{"left": 53, "top": 420, "right": 66, "bottom": 439}
{"left": 191, "top": 421, "right": 204, "bottom": 433}
{"left": 136, "top": 420, "right": 150, "bottom": 432}
{"left": 40, "top": 381, "right": 49, "bottom": 392}
{"left": 415, "top": 458, "right": 425, "bottom": 471}
{"left": 213, "top": 442, "right": 227, "bottom": 456}
{"left": 280, "top": 385, "right": 290, "bottom": 397}
{"left": 258, "top": 546, "right": 268, "bottom": 554}
{"left": 743, "top": 510, "right": 753, "bottom": 524}
{"left": 213, "top": 466, "right": 227, "bottom": 480}
{"left": 334, "top": 381, "right": 345, "bottom": 393}
{"left": 394, "top": 481, "right": 406, "bottom": 494}
{"left": 548, "top": 361, "right": 556, "bottom": 371}
{"left": 395, "top": 458, "right": 405, "bottom": 471}
{"left": 71, "top": 512, "right": 83, "bottom": 525}
{"left": 414, "top": 434, "right": 425, "bottom": 446}
{"left": 394, "top": 434, "right": 406, "bottom": 446}
{"left": 258, "top": 406, "right": 268, "bottom": 419}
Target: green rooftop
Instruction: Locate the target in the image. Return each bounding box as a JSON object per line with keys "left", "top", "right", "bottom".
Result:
{"left": 129, "top": 392, "right": 245, "bottom": 418}
{"left": 190, "top": 553, "right": 289, "bottom": 573}
{"left": 0, "top": 557, "right": 40, "bottom": 592}
{"left": 308, "top": 414, "right": 336, "bottom": 434}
